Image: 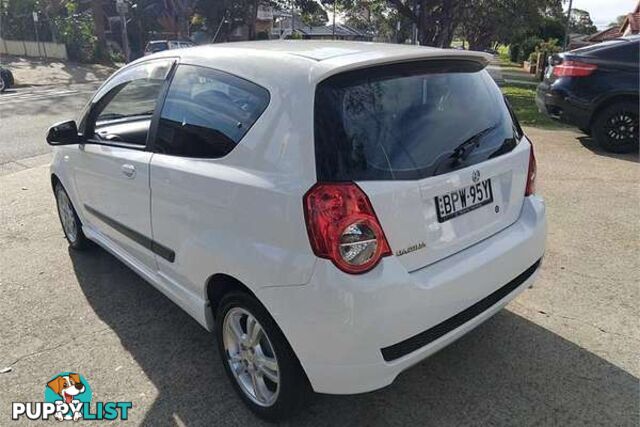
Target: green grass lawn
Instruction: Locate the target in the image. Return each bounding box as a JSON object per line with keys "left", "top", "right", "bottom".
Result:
{"left": 500, "top": 83, "right": 569, "bottom": 129}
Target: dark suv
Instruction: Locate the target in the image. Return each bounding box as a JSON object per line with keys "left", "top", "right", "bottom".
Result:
{"left": 536, "top": 36, "right": 639, "bottom": 153}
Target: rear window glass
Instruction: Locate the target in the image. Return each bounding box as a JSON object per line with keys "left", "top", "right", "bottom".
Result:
{"left": 147, "top": 42, "right": 168, "bottom": 52}
{"left": 314, "top": 60, "right": 519, "bottom": 181}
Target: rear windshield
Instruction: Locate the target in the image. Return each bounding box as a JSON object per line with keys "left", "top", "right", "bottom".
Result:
{"left": 314, "top": 60, "right": 519, "bottom": 181}
{"left": 147, "top": 42, "right": 168, "bottom": 52}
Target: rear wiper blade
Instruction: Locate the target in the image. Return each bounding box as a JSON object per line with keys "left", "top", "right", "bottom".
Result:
{"left": 450, "top": 124, "right": 499, "bottom": 162}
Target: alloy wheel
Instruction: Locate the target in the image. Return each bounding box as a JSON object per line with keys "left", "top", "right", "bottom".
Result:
{"left": 222, "top": 307, "right": 280, "bottom": 407}
{"left": 604, "top": 109, "right": 638, "bottom": 145}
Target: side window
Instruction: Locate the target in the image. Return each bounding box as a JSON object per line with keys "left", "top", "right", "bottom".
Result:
{"left": 88, "top": 60, "right": 172, "bottom": 146}
{"left": 154, "top": 64, "right": 270, "bottom": 158}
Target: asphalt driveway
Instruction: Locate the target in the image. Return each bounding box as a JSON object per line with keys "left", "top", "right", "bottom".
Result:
{"left": 0, "top": 127, "right": 638, "bottom": 425}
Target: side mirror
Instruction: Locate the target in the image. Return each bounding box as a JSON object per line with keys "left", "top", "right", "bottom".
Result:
{"left": 46, "top": 120, "right": 80, "bottom": 146}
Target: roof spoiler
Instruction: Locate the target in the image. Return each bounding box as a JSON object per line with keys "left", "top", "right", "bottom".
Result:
{"left": 435, "top": 50, "right": 492, "bottom": 68}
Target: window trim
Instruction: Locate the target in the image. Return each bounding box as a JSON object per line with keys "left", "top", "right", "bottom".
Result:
{"left": 146, "top": 63, "right": 271, "bottom": 159}
{"left": 80, "top": 58, "right": 177, "bottom": 151}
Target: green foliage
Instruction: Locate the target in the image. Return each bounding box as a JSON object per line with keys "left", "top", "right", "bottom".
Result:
{"left": 526, "top": 38, "right": 562, "bottom": 64}
{"left": 498, "top": 45, "right": 510, "bottom": 62}
{"left": 336, "top": 0, "right": 399, "bottom": 41}
{"left": 570, "top": 8, "right": 597, "bottom": 35}
{"left": 539, "top": 16, "right": 565, "bottom": 42}
{"left": 0, "top": 0, "right": 43, "bottom": 41}
{"left": 536, "top": 38, "right": 561, "bottom": 54}
{"left": 510, "top": 36, "right": 543, "bottom": 63}
{"left": 462, "top": 0, "right": 563, "bottom": 51}
{"left": 52, "top": 2, "right": 97, "bottom": 62}
{"left": 297, "top": 0, "right": 328, "bottom": 26}
{"left": 509, "top": 44, "right": 520, "bottom": 62}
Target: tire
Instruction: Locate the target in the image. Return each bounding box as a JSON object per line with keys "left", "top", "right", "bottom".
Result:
{"left": 215, "top": 291, "right": 310, "bottom": 421}
{"left": 54, "top": 183, "right": 91, "bottom": 250}
{"left": 0, "top": 75, "right": 5, "bottom": 93}
{"left": 592, "top": 101, "right": 639, "bottom": 154}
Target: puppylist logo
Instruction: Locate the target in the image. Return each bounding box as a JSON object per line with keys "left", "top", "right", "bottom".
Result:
{"left": 11, "top": 372, "right": 132, "bottom": 421}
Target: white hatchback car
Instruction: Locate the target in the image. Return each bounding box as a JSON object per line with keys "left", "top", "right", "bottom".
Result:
{"left": 47, "top": 41, "right": 546, "bottom": 420}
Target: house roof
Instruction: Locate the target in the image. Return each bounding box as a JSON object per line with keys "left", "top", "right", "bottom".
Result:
{"left": 621, "top": 1, "right": 640, "bottom": 34}
{"left": 587, "top": 26, "right": 623, "bottom": 42}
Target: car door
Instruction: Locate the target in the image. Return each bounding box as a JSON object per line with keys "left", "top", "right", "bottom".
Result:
{"left": 147, "top": 64, "right": 270, "bottom": 297}
{"left": 73, "top": 59, "right": 174, "bottom": 271}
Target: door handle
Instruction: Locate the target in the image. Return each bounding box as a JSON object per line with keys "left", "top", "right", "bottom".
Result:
{"left": 121, "top": 164, "right": 136, "bottom": 178}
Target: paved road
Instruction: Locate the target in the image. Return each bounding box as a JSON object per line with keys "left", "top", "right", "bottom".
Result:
{"left": 0, "top": 83, "right": 98, "bottom": 169}
{"left": 0, "top": 125, "right": 638, "bottom": 425}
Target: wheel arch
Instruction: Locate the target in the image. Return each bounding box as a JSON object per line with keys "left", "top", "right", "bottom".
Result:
{"left": 51, "top": 173, "right": 61, "bottom": 191}
{"left": 206, "top": 273, "right": 259, "bottom": 320}
{"left": 206, "top": 272, "right": 314, "bottom": 392}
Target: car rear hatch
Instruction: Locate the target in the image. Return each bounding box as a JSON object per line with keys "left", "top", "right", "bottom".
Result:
{"left": 314, "top": 59, "right": 530, "bottom": 272}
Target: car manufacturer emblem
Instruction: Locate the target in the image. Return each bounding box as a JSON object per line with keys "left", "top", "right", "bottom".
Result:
{"left": 472, "top": 170, "right": 481, "bottom": 183}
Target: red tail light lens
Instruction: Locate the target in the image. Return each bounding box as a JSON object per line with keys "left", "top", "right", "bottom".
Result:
{"left": 525, "top": 144, "right": 537, "bottom": 196}
{"left": 552, "top": 60, "right": 597, "bottom": 77}
{"left": 303, "top": 183, "right": 391, "bottom": 274}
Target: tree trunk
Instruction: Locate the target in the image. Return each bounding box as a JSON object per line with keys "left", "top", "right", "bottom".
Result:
{"left": 246, "top": 0, "right": 259, "bottom": 40}
{"left": 91, "top": 0, "right": 107, "bottom": 61}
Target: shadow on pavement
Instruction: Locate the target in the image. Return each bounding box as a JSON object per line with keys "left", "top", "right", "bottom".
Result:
{"left": 578, "top": 136, "right": 639, "bottom": 163}
{"left": 70, "top": 248, "right": 639, "bottom": 426}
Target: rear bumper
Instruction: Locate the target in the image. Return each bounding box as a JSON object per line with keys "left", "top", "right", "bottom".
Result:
{"left": 536, "top": 82, "right": 591, "bottom": 129}
{"left": 258, "top": 195, "right": 547, "bottom": 394}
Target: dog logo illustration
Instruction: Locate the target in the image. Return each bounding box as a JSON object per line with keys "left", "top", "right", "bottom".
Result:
{"left": 12, "top": 371, "right": 132, "bottom": 421}
{"left": 45, "top": 372, "right": 92, "bottom": 421}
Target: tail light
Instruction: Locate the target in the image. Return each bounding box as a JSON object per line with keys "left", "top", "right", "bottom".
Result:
{"left": 552, "top": 60, "right": 597, "bottom": 77}
{"left": 525, "top": 144, "right": 537, "bottom": 196}
{"left": 303, "top": 183, "right": 391, "bottom": 274}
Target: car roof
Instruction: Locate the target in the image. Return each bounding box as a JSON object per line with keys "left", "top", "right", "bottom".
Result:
{"left": 131, "top": 40, "right": 491, "bottom": 90}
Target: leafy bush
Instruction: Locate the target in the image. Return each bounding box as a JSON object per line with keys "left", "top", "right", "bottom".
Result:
{"left": 528, "top": 50, "right": 539, "bottom": 64}
{"left": 529, "top": 38, "right": 562, "bottom": 65}
{"left": 519, "top": 36, "right": 543, "bottom": 63}
{"left": 535, "top": 38, "right": 562, "bottom": 56}
{"left": 51, "top": 2, "right": 97, "bottom": 62}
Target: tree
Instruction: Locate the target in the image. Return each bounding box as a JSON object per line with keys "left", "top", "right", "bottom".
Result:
{"left": 384, "top": 0, "right": 462, "bottom": 47}
{"left": 338, "top": 0, "right": 399, "bottom": 40}
{"left": 298, "top": 0, "right": 328, "bottom": 26}
{"left": 569, "top": 8, "right": 597, "bottom": 35}
{"left": 90, "top": 0, "right": 107, "bottom": 60}
{"left": 461, "top": 0, "right": 563, "bottom": 51}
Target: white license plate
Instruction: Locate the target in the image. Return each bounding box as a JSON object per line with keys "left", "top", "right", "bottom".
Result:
{"left": 435, "top": 178, "right": 494, "bottom": 223}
